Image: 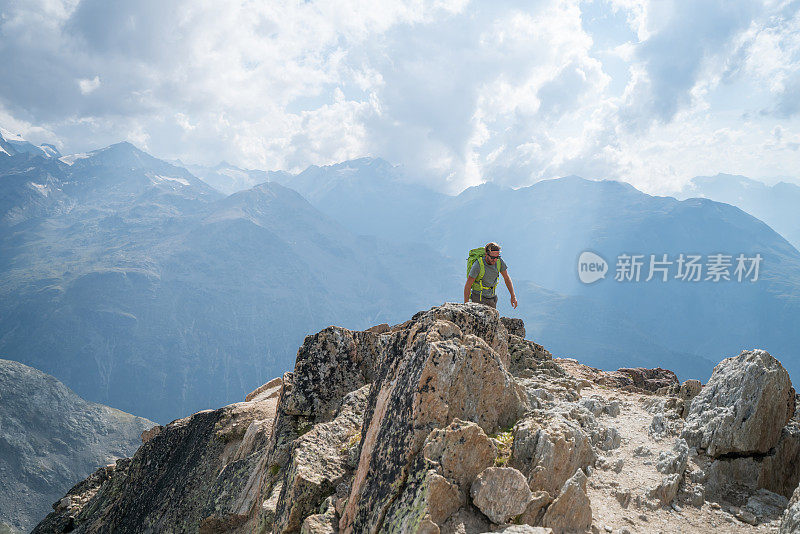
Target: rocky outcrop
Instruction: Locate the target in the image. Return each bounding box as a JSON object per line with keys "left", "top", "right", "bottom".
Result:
{"left": 0, "top": 359, "right": 154, "bottom": 533}
{"left": 616, "top": 367, "right": 679, "bottom": 392}
{"left": 682, "top": 349, "right": 795, "bottom": 456}
{"left": 339, "top": 304, "right": 527, "bottom": 533}
{"left": 33, "top": 304, "right": 800, "bottom": 533}
{"left": 274, "top": 385, "right": 369, "bottom": 533}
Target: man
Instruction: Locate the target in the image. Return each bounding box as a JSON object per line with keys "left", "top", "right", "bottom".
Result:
{"left": 464, "top": 242, "right": 518, "bottom": 309}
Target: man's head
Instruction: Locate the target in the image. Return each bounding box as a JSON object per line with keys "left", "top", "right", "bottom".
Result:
{"left": 484, "top": 242, "right": 501, "bottom": 265}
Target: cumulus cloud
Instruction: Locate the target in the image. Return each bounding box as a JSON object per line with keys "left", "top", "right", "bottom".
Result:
{"left": 78, "top": 76, "right": 100, "bottom": 94}
{"left": 0, "top": 0, "right": 799, "bottom": 193}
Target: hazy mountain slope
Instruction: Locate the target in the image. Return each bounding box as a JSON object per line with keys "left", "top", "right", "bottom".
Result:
{"left": 181, "top": 161, "right": 289, "bottom": 195}
{"left": 0, "top": 145, "right": 458, "bottom": 423}
{"left": 0, "top": 359, "right": 153, "bottom": 533}
{"left": 273, "top": 157, "right": 447, "bottom": 241}
{"left": 678, "top": 173, "right": 800, "bottom": 250}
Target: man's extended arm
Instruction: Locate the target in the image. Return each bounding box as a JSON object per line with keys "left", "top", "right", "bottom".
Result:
{"left": 501, "top": 270, "right": 518, "bottom": 308}
{"left": 464, "top": 276, "right": 476, "bottom": 303}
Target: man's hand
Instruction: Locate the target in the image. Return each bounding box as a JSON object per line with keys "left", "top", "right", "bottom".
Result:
{"left": 464, "top": 275, "right": 476, "bottom": 303}
{"left": 510, "top": 295, "right": 518, "bottom": 308}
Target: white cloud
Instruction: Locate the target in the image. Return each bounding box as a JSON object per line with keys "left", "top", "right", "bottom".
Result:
{"left": 78, "top": 75, "right": 100, "bottom": 94}
{"left": 0, "top": 0, "right": 799, "bottom": 194}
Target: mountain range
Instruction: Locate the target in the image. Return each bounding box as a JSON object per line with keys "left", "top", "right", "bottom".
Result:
{"left": 0, "top": 134, "right": 457, "bottom": 423}
{"left": 2, "top": 128, "right": 799, "bottom": 425}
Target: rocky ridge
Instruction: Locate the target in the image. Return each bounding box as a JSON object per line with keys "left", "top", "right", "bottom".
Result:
{"left": 34, "top": 304, "right": 800, "bottom": 533}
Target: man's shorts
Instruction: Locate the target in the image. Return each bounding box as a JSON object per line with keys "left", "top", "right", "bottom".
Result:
{"left": 470, "top": 291, "right": 497, "bottom": 309}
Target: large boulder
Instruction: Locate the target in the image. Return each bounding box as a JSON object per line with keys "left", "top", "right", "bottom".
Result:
{"left": 682, "top": 349, "right": 795, "bottom": 456}
{"left": 758, "top": 423, "right": 800, "bottom": 498}
{"left": 421, "top": 420, "right": 498, "bottom": 495}
{"left": 509, "top": 412, "right": 595, "bottom": 495}
{"left": 540, "top": 469, "right": 592, "bottom": 532}
{"left": 470, "top": 467, "right": 532, "bottom": 524}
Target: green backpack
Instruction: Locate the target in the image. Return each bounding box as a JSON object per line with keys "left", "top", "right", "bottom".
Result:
{"left": 467, "top": 248, "right": 501, "bottom": 296}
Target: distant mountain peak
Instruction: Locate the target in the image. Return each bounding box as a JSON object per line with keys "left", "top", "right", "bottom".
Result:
{"left": 0, "top": 126, "right": 26, "bottom": 142}
{"left": 0, "top": 126, "right": 60, "bottom": 159}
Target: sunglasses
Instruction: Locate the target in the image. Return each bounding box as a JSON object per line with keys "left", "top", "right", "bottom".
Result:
{"left": 487, "top": 254, "right": 501, "bottom": 259}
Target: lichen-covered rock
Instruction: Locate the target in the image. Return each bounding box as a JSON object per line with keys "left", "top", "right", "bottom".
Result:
{"left": 340, "top": 305, "right": 527, "bottom": 534}
{"left": 274, "top": 385, "right": 369, "bottom": 533}
{"left": 509, "top": 412, "right": 595, "bottom": 495}
{"left": 299, "top": 497, "right": 338, "bottom": 534}
{"left": 682, "top": 350, "right": 795, "bottom": 457}
{"left": 380, "top": 467, "right": 461, "bottom": 533}
{"left": 375, "top": 422, "right": 491, "bottom": 532}
{"left": 440, "top": 506, "right": 491, "bottom": 534}
{"left": 269, "top": 327, "right": 385, "bottom": 466}
{"left": 501, "top": 317, "right": 526, "bottom": 338}
{"left": 780, "top": 484, "right": 800, "bottom": 534}
{"left": 470, "top": 467, "right": 532, "bottom": 524}
{"left": 540, "top": 469, "right": 592, "bottom": 532}
{"left": 42, "top": 304, "right": 800, "bottom": 534}
{"left": 507, "top": 335, "right": 553, "bottom": 377}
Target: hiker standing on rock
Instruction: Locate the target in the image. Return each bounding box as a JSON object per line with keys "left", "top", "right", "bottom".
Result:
{"left": 464, "top": 242, "right": 518, "bottom": 309}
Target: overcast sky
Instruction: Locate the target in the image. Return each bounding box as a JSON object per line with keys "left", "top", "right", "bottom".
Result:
{"left": 1, "top": 0, "right": 799, "bottom": 194}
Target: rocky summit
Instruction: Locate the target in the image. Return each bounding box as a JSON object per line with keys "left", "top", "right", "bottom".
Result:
{"left": 33, "top": 304, "right": 800, "bottom": 533}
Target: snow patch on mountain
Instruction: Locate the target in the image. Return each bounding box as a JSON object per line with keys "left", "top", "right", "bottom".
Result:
{"left": 150, "top": 174, "right": 190, "bottom": 186}
{"left": 0, "top": 126, "right": 25, "bottom": 142}
{"left": 28, "top": 182, "right": 49, "bottom": 196}
{"left": 59, "top": 153, "right": 91, "bottom": 165}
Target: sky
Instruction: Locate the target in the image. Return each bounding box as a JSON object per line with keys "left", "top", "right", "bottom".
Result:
{"left": 1, "top": 0, "right": 800, "bottom": 194}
